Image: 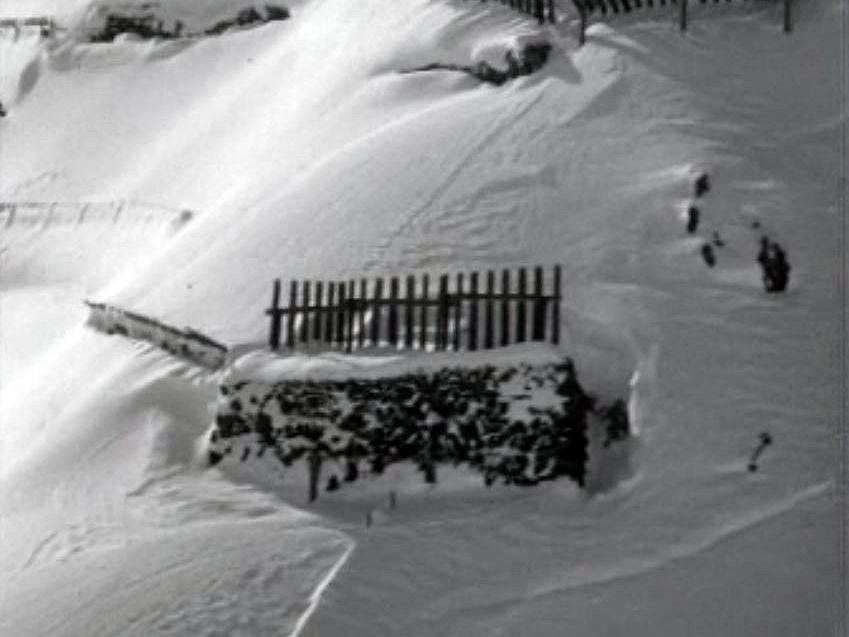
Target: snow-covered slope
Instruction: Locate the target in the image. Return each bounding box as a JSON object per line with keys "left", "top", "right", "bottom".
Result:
{"left": 0, "top": 0, "right": 845, "bottom": 635}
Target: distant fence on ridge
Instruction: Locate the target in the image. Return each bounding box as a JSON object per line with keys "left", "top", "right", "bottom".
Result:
{"left": 267, "top": 265, "right": 562, "bottom": 353}
{"left": 463, "top": 0, "right": 557, "bottom": 24}
{"left": 0, "top": 16, "right": 55, "bottom": 36}
{"left": 572, "top": 0, "right": 793, "bottom": 44}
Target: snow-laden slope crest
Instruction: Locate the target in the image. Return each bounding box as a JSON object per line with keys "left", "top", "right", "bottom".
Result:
{"left": 0, "top": 0, "right": 845, "bottom": 635}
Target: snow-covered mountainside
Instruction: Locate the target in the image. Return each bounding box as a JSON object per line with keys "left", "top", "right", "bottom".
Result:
{"left": 0, "top": 0, "right": 845, "bottom": 635}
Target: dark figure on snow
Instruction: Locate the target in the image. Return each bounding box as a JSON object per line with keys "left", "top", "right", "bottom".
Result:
{"left": 701, "top": 243, "right": 716, "bottom": 268}
{"left": 694, "top": 172, "right": 710, "bottom": 198}
{"left": 0, "top": 100, "right": 6, "bottom": 118}
{"left": 748, "top": 431, "right": 773, "bottom": 472}
{"left": 686, "top": 205, "right": 700, "bottom": 234}
{"left": 757, "top": 237, "right": 791, "bottom": 293}
{"left": 770, "top": 244, "right": 790, "bottom": 291}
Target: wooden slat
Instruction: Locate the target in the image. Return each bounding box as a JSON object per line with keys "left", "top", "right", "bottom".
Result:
{"left": 516, "top": 267, "right": 527, "bottom": 344}
{"left": 453, "top": 272, "right": 464, "bottom": 351}
{"left": 336, "top": 281, "right": 346, "bottom": 346}
{"left": 552, "top": 265, "right": 561, "bottom": 345}
{"left": 286, "top": 280, "right": 297, "bottom": 349}
{"left": 300, "top": 281, "right": 311, "bottom": 343}
{"left": 388, "top": 277, "right": 399, "bottom": 348}
{"left": 358, "top": 278, "right": 367, "bottom": 350}
{"left": 405, "top": 275, "right": 415, "bottom": 349}
{"left": 468, "top": 271, "right": 479, "bottom": 351}
{"left": 485, "top": 270, "right": 495, "bottom": 349}
{"left": 346, "top": 280, "right": 356, "bottom": 353}
{"left": 437, "top": 274, "right": 449, "bottom": 350}
{"left": 500, "top": 269, "right": 511, "bottom": 347}
{"left": 313, "top": 281, "right": 324, "bottom": 341}
{"left": 325, "top": 282, "right": 336, "bottom": 343}
{"left": 268, "top": 278, "right": 281, "bottom": 350}
{"left": 371, "top": 277, "right": 384, "bottom": 346}
{"left": 419, "top": 274, "right": 429, "bottom": 351}
{"left": 532, "top": 266, "right": 546, "bottom": 341}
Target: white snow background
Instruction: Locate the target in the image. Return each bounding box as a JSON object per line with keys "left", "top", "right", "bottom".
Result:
{"left": 0, "top": 0, "right": 845, "bottom": 635}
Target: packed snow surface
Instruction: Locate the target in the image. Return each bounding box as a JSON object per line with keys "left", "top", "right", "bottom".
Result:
{"left": 0, "top": 0, "right": 844, "bottom": 635}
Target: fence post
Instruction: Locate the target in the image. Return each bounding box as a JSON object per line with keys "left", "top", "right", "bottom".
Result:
{"left": 268, "top": 278, "right": 282, "bottom": 350}
{"left": 437, "top": 274, "right": 450, "bottom": 350}
{"left": 358, "top": 279, "right": 368, "bottom": 350}
{"left": 286, "top": 280, "right": 298, "bottom": 349}
{"left": 313, "top": 282, "right": 324, "bottom": 342}
{"left": 405, "top": 275, "right": 415, "bottom": 349}
{"left": 453, "top": 272, "right": 464, "bottom": 351}
{"left": 679, "top": 0, "right": 687, "bottom": 31}
{"left": 500, "top": 269, "right": 511, "bottom": 347}
{"left": 783, "top": 0, "right": 791, "bottom": 33}
{"left": 485, "top": 270, "right": 495, "bottom": 349}
{"left": 325, "top": 282, "right": 336, "bottom": 343}
{"left": 469, "top": 271, "right": 479, "bottom": 351}
{"left": 547, "top": 0, "right": 555, "bottom": 23}
{"left": 516, "top": 267, "right": 527, "bottom": 343}
{"left": 371, "top": 277, "right": 384, "bottom": 346}
{"left": 420, "top": 274, "right": 429, "bottom": 351}
{"left": 346, "top": 280, "right": 356, "bottom": 353}
{"left": 301, "top": 281, "right": 311, "bottom": 344}
{"left": 552, "top": 265, "right": 561, "bottom": 345}
{"left": 334, "top": 281, "right": 348, "bottom": 347}
{"left": 388, "top": 277, "right": 400, "bottom": 348}
{"left": 532, "top": 266, "right": 546, "bottom": 341}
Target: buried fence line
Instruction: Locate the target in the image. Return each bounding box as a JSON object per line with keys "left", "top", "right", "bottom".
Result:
{"left": 463, "top": 0, "right": 557, "bottom": 24}
{"left": 572, "top": 0, "right": 792, "bottom": 44}
{"left": 266, "top": 265, "right": 562, "bottom": 353}
{"left": 85, "top": 300, "right": 228, "bottom": 369}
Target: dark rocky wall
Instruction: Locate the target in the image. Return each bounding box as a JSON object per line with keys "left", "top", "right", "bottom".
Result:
{"left": 209, "top": 357, "right": 629, "bottom": 499}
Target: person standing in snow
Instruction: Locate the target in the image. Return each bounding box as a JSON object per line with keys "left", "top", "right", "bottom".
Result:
{"left": 757, "top": 237, "right": 791, "bottom": 293}
{"left": 701, "top": 243, "right": 716, "bottom": 268}
{"left": 686, "top": 205, "right": 700, "bottom": 234}
{"left": 769, "top": 244, "right": 790, "bottom": 292}
{"left": 757, "top": 236, "right": 773, "bottom": 290}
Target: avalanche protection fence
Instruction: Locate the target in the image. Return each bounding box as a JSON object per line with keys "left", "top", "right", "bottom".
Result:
{"left": 266, "top": 265, "right": 562, "bottom": 353}
{"left": 0, "top": 16, "right": 55, "bottom": 36}
{"left": 463, "top": 0, "right": 558, "bottom": 25}
{"left": 572, "top": 0, "right": 793, "bottom": 44}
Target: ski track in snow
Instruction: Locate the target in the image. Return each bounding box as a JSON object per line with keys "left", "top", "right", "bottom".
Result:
{"left": 289, "top": 540, "right": 356, "bottom": 637}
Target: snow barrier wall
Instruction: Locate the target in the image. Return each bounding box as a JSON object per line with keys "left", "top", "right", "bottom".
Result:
{"left": 85, "top": 300, "right": 228, "bottom": 369}
{"left": 208, "top": 349, "right": 630, "bottom": 500}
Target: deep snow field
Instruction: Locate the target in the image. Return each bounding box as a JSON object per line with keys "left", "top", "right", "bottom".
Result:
{"left": 0, "top": 0, "right": 845, "bottom": 635}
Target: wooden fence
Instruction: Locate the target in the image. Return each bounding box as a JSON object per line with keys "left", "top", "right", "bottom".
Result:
{"left": 0, "top": 16, "right": 55, "bottom": 35}
{"left": 573, "top": 0, "right": 792, "bottom": 44}
{"left": 267, "top": 265, "right": 562, "bottom": 353}
{"left": 464, "top": 0, "right": 557, "bottom": 25}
